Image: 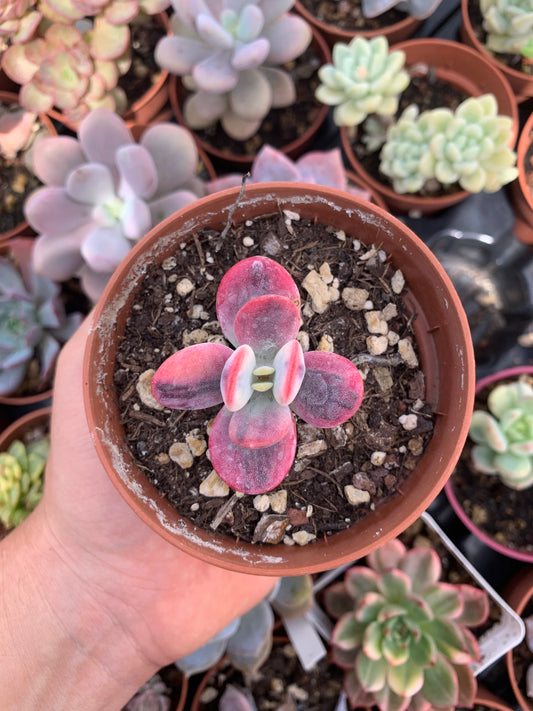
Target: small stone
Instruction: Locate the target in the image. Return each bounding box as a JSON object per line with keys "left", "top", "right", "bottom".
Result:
{"left": 136, "top": 369, "right": 164, "bottom": 410}
{"left": 155, "top": 452, "right": 170, "bottom": 465}
{"left": 336, "top": 229, "right": 346, "bottom": 241}
{"left": 373, "top": 366, "right": 394, "bottom": 392}
{"left": 288, "top": 508, "right": 309, "bottom": 526}
{"left": 382, "top": 303, "right": 398, "bottom": 321}
{"left": 199, "top": 470, "right": 230, "bottom": 497}
{"left": 296, "top": 331, "right": 310, "bottom": 352}
{"left": 366, "top": 335, "right": 388, "bottom": 355}
{"left": 330, "top": 425, "right": 348, "bottom": 448}
{"left": 370, "top": 451, "right": 386, "bottom": 466}
{"left": 242, "top": 236, "right": 254, "bottom": 247}
{"left": 365, "top": 311, "right": 388, "bottom": 335}
{"left": 297, "top": 440, "right": 327, "bottom": 458}
{"left": 399, "top": 414, "right": 418, "bottom": 431}
{"left": 319, "top": 262, "right": 334, "bottom": 284}
{"left": 188, "top": 304, "right": 209, "bottom": 320}
{"left": 342, "top": 287, "right": 369, "bottom": 311}
{"left": 398, "top": 338, "right": 419, "bottom": 367}
{"left": 185, "top": 430, "right": 207, "bottom": 457}
{"left": 391, "top": 269, "right": 405, "bottom": 294}
{"left": 253, "top": 494, "right": 270, "bottom": 512}
{"left": 200, "top": 687, "right": 218, "bottom": 704}
{"left": 352, "top": 471, "right": 377, "bottom": 495}
{"left": 344, "top": 485, "right": 371, "bottom": 505}
{"left": 270, "top": 678, "right": 284, "bottom": 694}
{"left": 408, "top": 436, "right": 424, "bottom": 456}
{"left": 176, "top": 278, "right": 194, "bottom": 296}
{"left": 269, "top": 490, "right": 287, "bottom": 513}
{"left": 292, "top": 530, "right": 316, "bottom": 546}
{"left": 161, "top": 256, "right": 176, "bottom": 270}
{"left": 262, "top": 232, "right": 282, "bottom": 255}
{"left": 283, "top": 209, "right": 300, "bottom": 221}
{"left": 190, "top": 502, "right": 200, "bottom": 512}
{"left": 317, "top": 334, "right": 334, "bottom": 352}
{"left": 169, "top": 442, "right": 194, "bottom": 469}
{"left": 182, "top": 328, "right": 209, "bottom": 346}
{"left": 253, "top": 514, "right": 290, "bottom": 544}
{"left": 360, "top": 246, "right": 378, "bottom": 261}
{"left": 388, "top": 331, "right": 400, "bottom": 345}
{"left": 288, "top": 684, "right": 309, "bottom": 702}
{"left": 283, "top": 536, "right": 295, "bottom": 546}
{"left": 302, "top": 269, "right": 339, "bottom": 314}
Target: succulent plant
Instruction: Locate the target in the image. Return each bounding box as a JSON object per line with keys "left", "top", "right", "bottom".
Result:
{"left": 0, "top": 0, "right": 41, "bottom": 43}
{"left": 525, "top": 615, "right": 533, "bottom": 699}
{"left": 0, "top": 435, "right": 50, "bottom": 529}
{"left": 379, "top": 94, "right": 518, "bottom": 194}
{"left": 0, "top": 239, "right": 82, "bottom": 397}
{"left": 480, "top": 0, "right": 533, "bottom": 56}
{"left": 123, "top": 673, "right": 170, "bottom": 711}
{"left": 151, "top": 256, "right": 364, "bottom": 494}
{"left": 362, "top": 0, "right": 445, "bottom": 18}
{"left": 154, "top": 0, "right": 312, "bottom": 140}
{"left": 24, "top": 107, "right": 205, "bottom": 303}
{"left": 205, "top": 144, "right": 372, "bottom": 202}
{"left": 315, "top": 35, "right": 410, "bottom": 127}
{"left": 469, "top": 377, "right": 533, "bottom": 490}
{"left": 325, "top": 538, "right": 489, "bottom": 711}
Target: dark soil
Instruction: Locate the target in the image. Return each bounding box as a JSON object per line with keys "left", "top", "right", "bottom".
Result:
{"left": 177, "top": 43, "right": 326, "bottom": 159}
{"left": 297, "top": 0, "right": 409, "bottom": 32}
{"left": 449, "top": 373, "right": 533, "bottom": 558}
{"left": 118, "top": 13, "right": 166, "bottom": 110}
{"left": 467, "top": 0, "right": 533, "bottom": 78}
{"left": 347, "top": 71, "right": 471, "bottom": 199}
{"left": 113, "top": 211, "right": 435, "bottom": 547}
{"left": 523, "top": 130, "right": 533, "bottom": 204}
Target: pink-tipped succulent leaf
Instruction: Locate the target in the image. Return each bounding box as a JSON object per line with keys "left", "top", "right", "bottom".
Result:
{"left": 152, "top": 256, "right": 364, "bottom": 494}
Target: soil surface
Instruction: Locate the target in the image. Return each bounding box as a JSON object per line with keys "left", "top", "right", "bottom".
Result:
{"left": 113, "top": 210, "right": 435, "bottom": 547}
{"left": 297, "top": 0, "right": 409, "bottom": 32}
{"left": 449, "top": 373, "right": 533, "bottom": 558}
{"left": 118, "top": 13, "right": 166, "bottom": 110}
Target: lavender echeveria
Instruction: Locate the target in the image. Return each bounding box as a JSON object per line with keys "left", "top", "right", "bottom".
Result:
{"left": 152, "top": 256, "right": 364, "bottom": 494}
{"left": 0, "top": 239, "right": 82, "bottom": 397}
{"left": 362, "top": 0, "right": 445, "bottom": 18}
{"left": 155, "top": 0, "right": 312, "bottom": 140}
{"left": 24, "top": 107, "right": 205, "bottom": 303}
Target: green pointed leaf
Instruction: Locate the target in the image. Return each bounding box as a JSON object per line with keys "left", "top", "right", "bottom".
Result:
{"left": 388, "top": 659, "right": 424, "bottom": 697}
{"left": 344, "top": 667, "right": 375, "bottom": 709}
{"left": 357, "top": 650, "right": 387, "bottom": 693}
{"left": 362, "top": 620, "right": 384, "bottom": 660}
{"left": 401, "top": 596, "right": 432, "bottom": 624}
{"left": 423, "top": 619, "right": 470, "bottom": 663}
{"left": 454, "top": 662, "right": 477, "bottom": 706}
{"left": 323, "top": 582, "right": 355, "bottom": 619}
{"left": 410, "top": 632, "right": 436, "bottom": 667}
{"left": 469, "top": 411, "right": 507, "bottom": 451}
{"left": 424, "top": 583, "right": 462, "bottom": 619}
{"left": 356, "top": 592, "right": 386, "bottom": 623}
{"left": 400, "top": 547, "right": 441, "bottom": 592}
{"left": 382, "top": 622, "right": 411, "bottom": 666}
{"left": 455, "top": 585, "right": 489, "bottom": 627}
{"left": 344, "top": 566, "right": 379, "bottom": 600}
{"left": 367, "top": 538, "right": 406, "bottom": 572}
{"left": 422, "top": 656, "right": 458, "bottom": 707}
{"left": 378, "top": 570, "right": 411, "bottom": 601}
{"left": 331, "top": 643, "right": 358, "bottom": 670}
{"left": 374, "top": 684, "right": 411, "bottom": 711}
{"left": 332, "top": 612, "right": 366, "bottom": 650}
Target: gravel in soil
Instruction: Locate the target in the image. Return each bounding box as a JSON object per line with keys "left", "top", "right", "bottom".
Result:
{"left": 113, "top": 210, "right": 435, "bottom": 547}
{"left": 297, "top": 0, "right": 409, "bottom": 32}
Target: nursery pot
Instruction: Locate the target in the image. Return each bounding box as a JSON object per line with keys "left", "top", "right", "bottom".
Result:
{"left": 505, "top": 567, "right": 533, "bottom": 711}
{"left": 510, "top": 111, "right": 533, "bottom": 245}
{"left": 0, "top": 406, "right": 51, "bottom": 453}
{"left": 445, "top": 366, "right": 533, "bottom": 564}
{"left": 460, "top": 0, "right": 533, "bottom": 102}
{"left": 83, "top": 182, "right": 475, "bottom": 576}
{"left": 293, "top": 1, "right": 420, "bottom": 49}
{"left": 340, "top": 37, "right": 519, "bottom": 216}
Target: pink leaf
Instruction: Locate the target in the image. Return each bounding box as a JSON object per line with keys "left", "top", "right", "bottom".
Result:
{"left": 273, "top": 339, "right": 305, "bottom": 406}
{"left": 220, "top": 344, "right": 255, "bottom": 412}
{"left": 297, "top": 148, "right": 348, "bottom": 190}
{"left": 31, "top": 135, "right": 85, "bottom": 186}
{"left": 217, "top": 256, "right": 300, "bottom": 347}
{"left": 151, "top": 342, "right": 232, "bottom": 409}
{"left": 209, "top": 406, "right": 297, "bottom": 494}
{"left": 251, "top": 144, "right": 301, "bottom": 182}
{"left": 234, "top": 294, "right": 300, "bottom": 357}
{"left": 228, "top": 394, "right": 293, "bottom": 448}
{"left": 291, "top": 352, "right": 364, "bottom": 428}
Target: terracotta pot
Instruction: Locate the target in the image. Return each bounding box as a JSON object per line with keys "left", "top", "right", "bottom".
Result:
{"left": 475, "top": 685, "right": 519, "bottom": 711}
{"left": 168, "top": 23, "right": 331, "bottom": 170}
{"left": 460, "top": 0, "right": 533, "bottom": 102}
{"left": 293, "top": 1, "right": 421, "bottom": 48}
{"left": 505, "top": 567, "right": 533, "bottom": 711}
{"left": 83, "top": 182, "right": 475, "bottom": 576}
{"left": 346, "top": 169, "right": 389, "bottom": 211}
{"left": 0, "top": 92, "right": 56, "bottom": 245}
{"left": 0, "top": 406, "right": 51, "bottom": 453}
{"left": 445, "top": 365, "right": 533, "bottom": 564}
{"left": 341, "top": 37, "right": 519, "bottom": 215}
{"left": 48, "top": 12, "right": 170, "bottom": 132}
{"left": 511, "top": 111, "right": 533, "bottom": 245}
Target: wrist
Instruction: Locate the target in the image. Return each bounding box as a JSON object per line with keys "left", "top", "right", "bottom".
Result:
{"left": 0, "top": 507, "right": 159, "bottom": 711}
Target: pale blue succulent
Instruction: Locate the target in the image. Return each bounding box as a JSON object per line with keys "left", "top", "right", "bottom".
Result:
{"left": 480, "top": 0, "right": 533, "bottom": 55}
{"left": 154, "top": 0, "right": 312, "bottom": 140}
{"left": 362, "top": 0, "right": 445, "bottom": 18}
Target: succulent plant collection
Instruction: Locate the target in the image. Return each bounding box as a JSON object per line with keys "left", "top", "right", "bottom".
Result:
{"left": 151, "top": 255, "right": 364, "bottom": 494}
{"left": 469, "top": 377, "right": 533, "bottom": 490}
{"left": 480, "top": 0, "right": 533, "bottom": 56}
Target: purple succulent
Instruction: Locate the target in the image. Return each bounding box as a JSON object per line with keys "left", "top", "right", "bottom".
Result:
{"left": 151, "top": 256, "right": 364, "bottom": 495}
{"left": 24, "top": 107, "right": 205, "bottom": 302}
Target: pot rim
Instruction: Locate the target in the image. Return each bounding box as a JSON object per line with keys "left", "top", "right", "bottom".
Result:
{"left": 83, "top": 182, "right": 475, "bottom": 575}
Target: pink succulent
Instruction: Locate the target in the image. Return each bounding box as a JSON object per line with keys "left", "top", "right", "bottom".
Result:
{"left": 152, "top": 256, "right": 364, "bottom": 495}
{"left": 0, "top": 0, "right": 41, "bottom": 43}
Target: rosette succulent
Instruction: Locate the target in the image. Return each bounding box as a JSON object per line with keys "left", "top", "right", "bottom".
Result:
{"left": 362, "top": 0, "right": 444, "bottom": 18}
{"left": 480, "top": 0, "right": 533, "bottom": 55}
{"left": 151, "top": 256, "right": 364, "bottom": 494}
{"left": 315, "top": 35, "right": 410, "bottom": 127}
{"left": 0, "top": 0, "right": 41, "bottom": 43}
{"left": 154, "top": 0, "right": 312, "bottom": 140}
{"left": 0, "top": 239, "right": 82, "bottom": 397}
{"left": 325, "top": 538, "right": 489, "bottom": 711}
{"left": 0, "top": 436, "right": 50, "bottom": 529}
{"left": 379, "top": 94, "right": 518, "bottom": 194}
{"left": 469, "top": 377, "right": 533, "bottom": 490}
{"left": 24, "top": 107, "right": 205, "bottom": 302}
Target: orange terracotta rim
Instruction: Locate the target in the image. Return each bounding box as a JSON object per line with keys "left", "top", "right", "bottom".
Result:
{"left": 83, "top": 183, "right": 475, "bottom": 575}
{"left": 0, "top": 407, "right": 52, "bottom": 452}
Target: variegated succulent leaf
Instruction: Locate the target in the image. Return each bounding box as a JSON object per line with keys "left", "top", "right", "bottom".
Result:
{"left": 326, "top": 538, "right": 489, "bottom": 710}
{"left": 480, "top": 0, "right": 533, "bottom": 55}
{"left": 362, "top": 0, "right": 445, "bottom": 19}
{"left": 0, "top": 436, "right": 50, "bottom": 529}
{"left": 469, "top": 378, "right": 533, "bottom": 489}
{"left": 152, "top": 255, "right": 364, "bottom": 494}
{"left": 269, "top": 574, "right": 314, "bottom": 619}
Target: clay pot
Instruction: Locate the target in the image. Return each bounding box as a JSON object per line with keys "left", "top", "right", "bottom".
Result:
{"left": 293, "top": 1, "right": 421, "bottom": 48}
{"left": 460, "top": 0, "right": 533, "bottom": 102}
{"left": 83, "top": 183, "right": 475, "bottom": 576}
{"left": 475, "top": 685, "right": 520, "bottom": 711}
{"left": 445, "top": 365, "right": 533, "bottom": 564}
{"left": 169, "top": 23, "right": 331, "bottom": 171}
{"left": 0, "top": 406, "right": 51, "bottom": 453}
{"left": 511, "top": 111, "right": 533, "bottom": 245}
{"left": 0, "top": 91, "right": 56, "bottom": 245}
{"left": 505, "top": 567, "right": 533, "bottom": 711}
{"left": 341, "top": 37, "right": 519, "bottom": 215}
